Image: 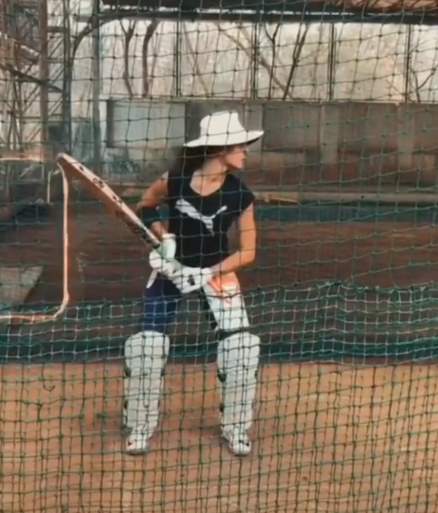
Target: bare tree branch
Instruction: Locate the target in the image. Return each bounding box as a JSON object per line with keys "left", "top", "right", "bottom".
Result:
{"left": 282, "top": 23, "right": 310, "bottom": 100}
{"left": 119, "top": 20, "right": 135, "bottom": 98}
{"left": 415, "top": 67, "right": 437, "bottom": 98}
{"left": 411, "top": 69, "right": 421, "bottom": 101}
{"left": 182, "top": 22, "right": 209, "bottom": 95}
{"left": 142, "top": 19, "right": 159, "bottom": 97}
{"left": 263, "top": 23, "right": 281, "bottom": 98}
{"left": 406, "top": 30, "right": 438, "bottom": 102}
{"left": 217, "top": 24, "right": 289, "bottom": 96}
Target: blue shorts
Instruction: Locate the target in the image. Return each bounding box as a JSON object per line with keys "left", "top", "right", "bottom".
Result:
{"left": 142, "top": 273, "right": 183, "bottom": 333}
{"left": 143, "top": 272, "right": 249, "bottom": 335}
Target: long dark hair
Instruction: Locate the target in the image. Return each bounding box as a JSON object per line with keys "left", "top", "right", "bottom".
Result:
{"left": 169, "top": 146, "right": 226, "bottom": 179}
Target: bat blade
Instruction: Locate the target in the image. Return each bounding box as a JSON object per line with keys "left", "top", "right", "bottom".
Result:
{"left": 56, "top": 153, "right": 160, "bottom": 248}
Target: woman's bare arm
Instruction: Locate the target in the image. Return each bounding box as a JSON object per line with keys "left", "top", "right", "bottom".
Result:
{"left": 135, "top": 172, "right": 169, "bottom": 239}
{"left": 210, "top": 203, "right": 256, "bottom": 275}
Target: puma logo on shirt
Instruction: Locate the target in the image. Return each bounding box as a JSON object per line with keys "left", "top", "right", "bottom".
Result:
{"left": 175, "top": 198, "right": 228, "bottom": 234}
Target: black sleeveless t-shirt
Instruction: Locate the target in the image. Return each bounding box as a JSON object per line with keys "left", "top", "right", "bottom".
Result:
{"left": 166, "top": 171, "right": 255, "bottom": 268}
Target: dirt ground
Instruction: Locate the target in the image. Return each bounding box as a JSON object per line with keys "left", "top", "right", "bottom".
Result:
{"left": 1, "top": 361, "right": 438, "bottom": 513}
{"left": 2, "top": 202, "right": 438, "bottom": 307}
{"left": 2, "top": 203, "right": 438, "bottom": 512}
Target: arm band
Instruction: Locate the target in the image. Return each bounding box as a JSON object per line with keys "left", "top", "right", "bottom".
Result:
{"left": 138, "top": 206, "right": 161, "bottom": 227}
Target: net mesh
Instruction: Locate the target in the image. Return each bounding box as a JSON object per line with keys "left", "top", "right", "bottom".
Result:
{"left": 2, "top": 0, "right": 438, "bottom": 512}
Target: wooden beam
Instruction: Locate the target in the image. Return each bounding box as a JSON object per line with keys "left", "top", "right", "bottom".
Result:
{"left": 255, "top": 190, "right": 438, "bottom": 205}
{"left": 255, "top": 191, "right": 300, "bottom": 204}
{"left": 0, "top": 63, "right": 62, "bottom": 91}
{"left": 101, "top": 0, "right": 438, "bottom": 14}
{"left": 77, "top": 3, "right": 438, "bottom": 24}
{"left": 0, "top": 33, "right": 39, "bottom": 65}
{"left": 0, "top": 146, "right": 51, "bottom": 162}
{"left": 108, "top": 184, "right": 438, "bottom": 205}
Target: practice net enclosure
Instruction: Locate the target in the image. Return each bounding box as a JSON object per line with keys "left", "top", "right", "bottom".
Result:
{"left": 1, "top": 1, "right": 438, "bottom": 512}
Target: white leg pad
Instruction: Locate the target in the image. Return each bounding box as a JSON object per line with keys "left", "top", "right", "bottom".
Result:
{"left": 203, "top": 273, "right": 250, "bottom": 332}
{"left": 124, "top": 330, "right": 170, "bottom": 434}
{"left": 217, "top": 332, "right": 260, "bottom": 432}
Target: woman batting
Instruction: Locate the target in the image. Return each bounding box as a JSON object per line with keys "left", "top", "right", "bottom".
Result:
{"left": 124, "top": 111, "right": 263, "bottom": 456}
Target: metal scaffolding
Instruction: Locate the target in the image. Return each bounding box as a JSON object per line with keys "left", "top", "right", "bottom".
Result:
{"left": 0, "top": 0, "right": 69, "bottom": 160}
{"left": 0, "top": 0, "right": 72, "bottom": 212}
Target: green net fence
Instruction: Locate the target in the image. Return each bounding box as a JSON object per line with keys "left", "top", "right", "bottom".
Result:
{"left": 2, "top": 0, "right": 438, "bottom": 512}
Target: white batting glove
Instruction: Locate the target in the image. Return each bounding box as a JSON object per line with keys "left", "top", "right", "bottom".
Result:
{"left": 149, "top": 233, "right": 180, "bottom": 275}
{"left": 158, "top": 233, "right": 177, "bottom": 260}
{"left": 148, "top": 233, "right": 213, "bottom": 293}
{"left": 169, "top": 266, "right": 214, "bottom": 295}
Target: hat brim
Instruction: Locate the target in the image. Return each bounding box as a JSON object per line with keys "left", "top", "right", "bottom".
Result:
{"left": 184, "top": 130, "right": 264, "bottom": 148}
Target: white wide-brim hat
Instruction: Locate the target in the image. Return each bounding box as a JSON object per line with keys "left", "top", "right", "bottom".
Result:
{"left": 184, "top": 111, "right": 264, "bottom": 148}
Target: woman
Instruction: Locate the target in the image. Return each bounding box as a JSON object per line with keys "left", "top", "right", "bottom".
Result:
{"left": 124, "top": 111, "right": 263, "bottom": 456}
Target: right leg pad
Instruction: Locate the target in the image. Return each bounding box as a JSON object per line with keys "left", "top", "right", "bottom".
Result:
{"left": 124, "top": 330, "right": 170, "bottom": 433}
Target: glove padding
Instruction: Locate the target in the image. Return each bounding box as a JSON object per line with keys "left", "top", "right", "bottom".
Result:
{"left": 168, "top": 265, "right": 214, "bottom": 295}
{"left": 157, "top": 233, "right": 177, "bottom": 260}
{"left": 149, "top": 233, "right": 214, "bottom": 294}
{"left": 149, "top": 234, "right": 177, "bottom": 270}
{"left": 149, "top": 250, "right": 213, "bottom": 294}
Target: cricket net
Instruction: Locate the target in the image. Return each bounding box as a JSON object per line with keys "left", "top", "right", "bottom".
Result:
{"left": 2, "top": 1, "right": 438, "bottom": 512}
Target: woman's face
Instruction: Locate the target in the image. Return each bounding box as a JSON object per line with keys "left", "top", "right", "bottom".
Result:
{"left": 222, "top": 144, "right": 249, "bottom": 170}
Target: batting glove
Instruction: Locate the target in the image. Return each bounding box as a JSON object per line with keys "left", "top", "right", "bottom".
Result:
{"left": 168, "top": 266, "right": 214, "bottom": 295}
{"left": 149, "top": 233, "right": 180, "bottom": 276}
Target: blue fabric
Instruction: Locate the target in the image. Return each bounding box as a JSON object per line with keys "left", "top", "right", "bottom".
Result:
{"left": 142, "top": 273, "right": 182, "bottom": 333}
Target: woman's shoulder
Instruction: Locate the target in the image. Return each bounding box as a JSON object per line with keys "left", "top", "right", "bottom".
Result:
{"left": 225, "top": 173, "right": 253, "bottom": 194}
{"left": 224, "top": 173, "right": 255, "bottom": 211}
{"left": 167, "top": 169, "right": 189, "bottom": 197}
